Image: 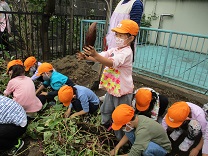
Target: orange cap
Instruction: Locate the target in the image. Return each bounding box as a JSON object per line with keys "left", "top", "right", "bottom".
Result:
{"left": 135, "top": 88, "right": 152, "bottom": 111}
{"left": 58, "top": 85, "right": 74, "bottom": 107}
{"left": 112, "top": 104, "right": 134, "bottom": 130}
{"left": 165, "top": 101, "right": 190, "bottom": 128}
{"left": 111, "top": 19, "right": 139, "bottom": 36}
{"left": 36, "top": 62, "right": 53, "bottom": 76}
{"left": 24, "top": 56, "right": 37, "bottom": 71}
{"left": 7, "top": 59, "right": 23, "bottom": 72}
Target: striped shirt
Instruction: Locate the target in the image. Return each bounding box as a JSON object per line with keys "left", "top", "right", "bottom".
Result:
{"left": 122, "top": 0, "right": 143, "bottom": 25}
{"left": 0, "top": 95, "right": 27, "bottom": 127}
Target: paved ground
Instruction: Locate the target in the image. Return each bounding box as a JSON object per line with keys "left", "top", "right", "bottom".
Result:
{"left": 133, "top": 45, "right": 208, "bottom": 94}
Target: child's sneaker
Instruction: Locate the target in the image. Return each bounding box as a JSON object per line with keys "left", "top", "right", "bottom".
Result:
{"left": 7, "top": 139, "right": 24, "bottom": 155}
{"left": 169, "top": 129, "right": 183, "bottom": 141}
{"left": 179, "top": 137, "right": 194, "bottom": 151}
{"left": 48, "top": 101, "right": 56, "bottom": 106}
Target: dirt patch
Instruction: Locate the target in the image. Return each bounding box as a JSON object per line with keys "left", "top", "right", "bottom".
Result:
{"left": 51, "top": 55, "right": 99, "bottom": 88}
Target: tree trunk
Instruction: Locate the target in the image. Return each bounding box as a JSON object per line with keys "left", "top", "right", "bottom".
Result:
{"left": 40, "top": 0, "right": 55, "bottom": 61}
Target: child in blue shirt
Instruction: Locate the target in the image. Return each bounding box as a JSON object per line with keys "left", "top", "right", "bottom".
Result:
{"left": 58, "top": 85, "right": 100, "bottom": 118}
{"left": 35, "top": 62, "right": 75, "bottom": 105}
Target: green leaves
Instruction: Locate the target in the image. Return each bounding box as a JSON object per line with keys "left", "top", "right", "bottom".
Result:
{"left": 36, "top": 126, "right": 45, "bottom": 132}
{"left": 43, "top": 131, "right": 52, "bottom": 141}
{"left": 26, "top": 103, "right": 113, "bottom": 155}
{"left": 75, "top": 139, "right": 81, "bottom": 143}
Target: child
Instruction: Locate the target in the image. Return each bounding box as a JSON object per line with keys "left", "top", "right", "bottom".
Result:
{"left": 35, "top": 62, "right": 75, "bottom": 105}
{"left": 122, "top": 87, "right": 169, "bottom": 147}
{"left": 78, "top": 19, "right": 139, "bottom": 139}
{"left": 0, "top": 0, "right": 11, "bottom": 53}
{"left": 162, "top": 101, "right": 208, "bottom": 156}
{"left": 202, "top": 103, "right": 208, "bottom": 156}
{"left": 24, "top": 56, "right": 43, "bottom": 82}
{"left": 0, "top": 95, "right": 27, "bottom": 155}
{"left": 132, "top": 87, "right": 168, "bottom": 123}
{"left": 110, "top": 104, "right": 172, "bottom": 156}
{"left": 58, "top": 85, "right": 100, "bottom": 118}
{"left": 4, "top": 59, "right": 42, "bottom": 118}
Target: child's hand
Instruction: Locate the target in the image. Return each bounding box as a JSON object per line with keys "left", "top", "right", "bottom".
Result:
{"left": 83, "top": 45, "right": 97, "bottom": 57}
{"left": 110, "top": 148, "right": 118, "bottom": 156}
{"left": 40, "top": 92, "right": 48, "bottom": 96}
{"left": 64, "top": 110, "right": 70, "bottom": 118}
{"left": 76, "top": 52, "right": 86, "bottom": 60}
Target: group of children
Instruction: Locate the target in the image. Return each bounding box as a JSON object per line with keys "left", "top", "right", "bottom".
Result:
{"left": 0, "top": 19, "right": 207, "bottom": 156}
{"left": 79, "top": 19, "right": 208, "bottom": 156}
{"left": 0, "top": 56, "right": 100, "bottom": 154}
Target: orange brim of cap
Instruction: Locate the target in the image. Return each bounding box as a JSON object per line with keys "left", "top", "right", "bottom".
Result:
{"left": 136, "top": 102, "right": 150, "bottom": 111}
{"left": 112, "top": 122, "right": 122, "bottom": 130}
{"left": 36, "top": 72, "right": 41, "bottom": 76}
{"left": 63, "top": 101, "right": 71, "bottom": 107}
{"left": 165, "top": 114, "right": 183, "bottom": 128}
{"left": 25, "top": 66, "right": 30, "bottom": 72}
{"left": 111, "top": 28, "right": 128, "bottom": 34}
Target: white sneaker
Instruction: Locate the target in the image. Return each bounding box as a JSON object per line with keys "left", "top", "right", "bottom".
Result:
{"left": 169, "top": 129, "right": 183, "bottom": 141}
{"left": 179, "top": 137, "right": 194, "bottom": 151}
{"left": 99, "top": 94, "right": 106, "bottom": 102}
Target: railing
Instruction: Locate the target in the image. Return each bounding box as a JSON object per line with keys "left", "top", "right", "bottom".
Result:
{"left": 80, "top": 20, "right": 208, "bottom": 94}
{"left": 134, "top": 27, "right": 208, "bottom": 94}
{"left": 80, "top": 20, "right": 106, "bottom": 52}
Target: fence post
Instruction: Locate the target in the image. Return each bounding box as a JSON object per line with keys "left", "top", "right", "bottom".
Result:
{"left": 69, "top": 0, "right": 74, "bottom": 54}
{"left": 80, "top": 20, "right": 84, "bottom": 52}
{"left": 161, "top": 32, "right": 172, "bottom": 77}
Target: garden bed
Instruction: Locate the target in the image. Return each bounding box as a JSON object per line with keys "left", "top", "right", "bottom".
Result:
{"left": 0, "top": 55, "right": 205, "bottom": 156}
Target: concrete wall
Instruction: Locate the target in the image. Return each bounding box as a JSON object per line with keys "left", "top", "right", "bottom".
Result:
{"left": 143, "top": 0, "right": 208, "bottom": 52}
{"left": 143, "top": 0, "right": 208, "bottom": 35}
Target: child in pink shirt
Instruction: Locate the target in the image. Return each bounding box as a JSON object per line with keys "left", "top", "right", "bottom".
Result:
{"left": 4, "top": 60, "right": 42, "bottom": 117}
{"left": 78, "top": 19, "right": 139, "bottom": 140}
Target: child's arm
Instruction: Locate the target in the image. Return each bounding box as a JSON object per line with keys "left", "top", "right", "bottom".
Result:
{"left": 110, "top": 135, "right": 129, "bottom": 155}
{"left": 41, "top": 90, "right": 58, "bottom": 97}
{"left": 64, "top": 107, "right": 72, "bottom": 118}
{"left": 4, "top": 80, "right": 14, "bottom": 96}
{"left": 70, "top": 110, "right": 87, "bottom": 118}
{"left": 36, "top": 84, "right": 45, "bottom": 95}
{"left": 83, "top": 46, "right": 113, "bottom": 67}
{"left": 190, "top": 137, "right": 203, "bottom": 156}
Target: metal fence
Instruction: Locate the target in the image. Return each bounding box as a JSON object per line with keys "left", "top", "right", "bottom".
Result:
{"left": 134, "top": 27, "right": 208, "bottom": 94}
{"left": 80, "top": 20, "right": 208, "bottom": 94}
{"left": 0, "top": 11, "right": 105, "bottom": 61}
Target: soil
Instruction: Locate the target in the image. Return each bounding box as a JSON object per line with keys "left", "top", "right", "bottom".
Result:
{"left": 0, "top": 55, "right": 204, "bottom": 156}
{"left": 51, "top": 55, "right": 99, "bottom": 88}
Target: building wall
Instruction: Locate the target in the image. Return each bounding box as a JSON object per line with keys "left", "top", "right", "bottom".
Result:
{"left": 143, "top": 0, "right": 208, "bottom": 35}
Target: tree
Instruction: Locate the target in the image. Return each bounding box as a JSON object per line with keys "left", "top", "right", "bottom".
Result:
{"left": 40, "top": 0, "right": 55, "bottom": 60}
